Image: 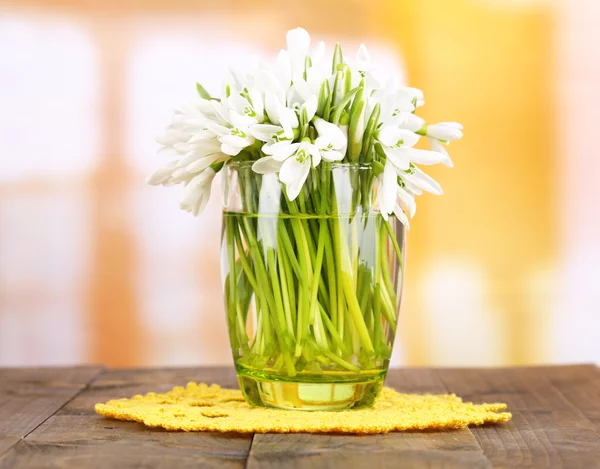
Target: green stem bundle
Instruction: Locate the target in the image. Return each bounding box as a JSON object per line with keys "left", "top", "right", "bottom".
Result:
{"left": 223, "top": 163, "right": 404, "bottom": 377}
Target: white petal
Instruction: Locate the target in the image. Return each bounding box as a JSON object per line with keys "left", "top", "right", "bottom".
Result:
{"left": 180, "top": 169, "right": 215, "bottom": 206}
{"left": 228, "top": 94, "right": 248, "bottom": 116}
{"left": 427, "top": 123, "right": 463, "bottom": 141}
{"left": 229, "top": 111, "right": 255, "bottom": 131}
{"left": 210, "top": 100, "right": 230, "bottom": 124}
{"left": 275, "top": 50, "right": 292, "bottom": 88}
{"left": 380, "top": 160, "right": 397, "bottom": 216}
{"left": 428, "top": 138, "right": 453, "bottom": 167}
{"left": 278, "top": 102, "right": 299, "bottom": 130}
{"left": 378, "top": 126, "right": 420, "bottom": 148}
{"left": 252, "top": 156, "right": 283, "bottom": 174}
{"left": 397, "top": 186, "right": 416, "bottom": 217}
{"left": 403, "top": 148, "right": 446, "bottom": 165}
{"left": 146, "top": 160, "right": 178, "bottom": 185}
{"left": 384, "top": 147, "right": 410, "bottom": 171}
{"left": 397, "top": 113, "right": 425, "bottom": 132}
{"left": 311, "top": 41, "right": 325, "bottom": 65}
{"left": 221, "top": 142, "right": 243, "bottom": 156}
{"left": 249, "top": 124, "right": 282, "bottom": 142}
{"left": 222, "top": 164, "right": 233, "bottom": 208}
{"left": 266, "top": 141, "right": 300, "bottom": 160}
{"left": 250, "top": 89, "right": 264, "bottom": 117}
{"left": 286, "top": 27, "right": 311, "bottom": 60}
{"left": 306, "top": 142, "right": 321, "bottom": 167}
{"left": 292, "top": 78, "right": 313, "bottom": 103}
{"left": 314, "top": 118, "right": 347, "bottom": 149}
{"left": 393, "top": 205, "right": 410, "bottom": 229}
{"left": 302, "top": 95, "right": 318, "bottom": 122}
{"left": 185, "top": 153, "right": 220, "bottom": 174}
{"left": 221, "top": 134, "right": 253, "bottom": 149}
{"left": 356, "top": 44, "right": 370, "bottom": 71}
{"left": 206, "top": 122, "right": 230, "bottom": 137}
{"left": 320, "top": 149, "right": 344, "bottom": 162}
{"left": 409, "top": 167, "right": 443, "bottom": 195}
{"left": 264, "top": 93, "right": 281, "bottom": 125}
{"left": 280, "top": 158, "right": 310, "bottom": 200}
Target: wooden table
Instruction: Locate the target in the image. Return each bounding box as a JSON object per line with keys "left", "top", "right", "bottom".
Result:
{"left": 1, "top": 365, "right": 599, "bottom": 468}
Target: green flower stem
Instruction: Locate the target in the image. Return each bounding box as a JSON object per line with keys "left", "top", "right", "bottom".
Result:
{"left": 226, "top": 164, "right": 403, "bottom": 378}
{"left": 383, "top": 219, "right": 404, "bottom": 272}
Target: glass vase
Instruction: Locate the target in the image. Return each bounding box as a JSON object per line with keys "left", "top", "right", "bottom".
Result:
{"left": 221, "top": 162, "right": 405, "bottom": 410}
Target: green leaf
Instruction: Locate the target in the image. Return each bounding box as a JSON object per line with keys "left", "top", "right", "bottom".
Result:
{"left": 316, "top": 80, "right": 331, "bottom": 118}
{"left": 348, "top": 86, "right": 366, "bottom": 162}
{"left": 196, "top": 82, "right": 212, "bottom": 100}
{"left": 332, "top": 42, "right": 344, "bottom": 74}
{"left": 361, "top": 102, "right": 381, "bottom": 161}
{"left": 331, "top": 86, "right": 360, "bottom": 125}
{"left": 374, "top": 142, "right": 387, "bottom": 160}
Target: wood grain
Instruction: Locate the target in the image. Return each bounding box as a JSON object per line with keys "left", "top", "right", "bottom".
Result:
{"left": 437, "top": 366, "right": 600, "bottom": 468}
{"left": 246, "top": 368, "right": 493, "bottom": 469}
{"left": 0, "top": 366, "right": 104, "bottom": 459}
{"left": 2, "top": 365, "right": 600, "bottom": 468}
{"left": 0, "top": 366, "right": 251, "bottom": 469}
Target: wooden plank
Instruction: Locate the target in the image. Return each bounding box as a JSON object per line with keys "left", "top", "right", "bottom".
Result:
{"left": 437, "top": 366, "right": 600, "bottom": 468}
{"left": 0, "top": 366, "right": 105, "bottom": 459}
{"left": 246, "top": 368, "right": 492, "bottom": 469}
{"left": 0, "top": 366, "right": 251, "bottom": 469}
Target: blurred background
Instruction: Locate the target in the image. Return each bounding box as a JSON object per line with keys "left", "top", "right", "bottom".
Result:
{"left": 1, "top": 0, "right": 598, "bottom": 368}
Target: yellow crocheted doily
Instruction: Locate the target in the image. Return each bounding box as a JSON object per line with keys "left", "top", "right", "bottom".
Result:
{"left": 95, "top": 382, "right": 511, "bottom": 434}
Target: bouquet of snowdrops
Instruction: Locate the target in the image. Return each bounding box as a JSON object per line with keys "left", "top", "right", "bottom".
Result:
{"left": 147, "top": 27, "right": 462, "bottom": 387}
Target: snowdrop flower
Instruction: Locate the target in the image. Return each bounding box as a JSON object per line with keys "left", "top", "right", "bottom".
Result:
{"left": 279, "top": 140, "right": 321, "bottom": 200}
{"left": 400, "top": 164, "right": 443, "bottom": 196}
{"left": 426, "top": 122, "right": 463, "bottom": 141}
{"left": 149, "top": 26, "right": 463, "bottom": 224}
{"left": 227, "top": 89, "right": 265, "bottom": 123}
{"left": 378, "top": 159, "right": 398, "bottom": 221}
{"left": 208, "top": 110, "right": 256, "bottom": 156}
{"left": 313, "top": 117, "right": 347, "bottom": 161}
{"left": 286, "top": 27, "right": 311, "bottom": 81}
{"left": 377, "top": 126, "right": 445, "bottom": 171}
{"left": 179, "top": 167, "right": 217, "bottom": 216}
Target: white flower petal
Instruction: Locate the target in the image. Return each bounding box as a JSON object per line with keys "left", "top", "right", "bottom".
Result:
{"left": 302, "top": 95, "right": 318, "bottom": 122}
{"left": 229, "top": 111, "right": 255, "bottom": 131}
{"left": 221, "top": 142, "right": 243, "bottom": 156}
{"left": 280, "top": 157, "right": 311, "bottom": 201}
{"left": 427, "top": 123, "right": 463, "bottom": 141}
{"left": 378, "top": 126, "right": 419, "bottom": 148}
{"left": 356, "top": 44, "right": 370, "bottom": 71}
{"left": 393, "top": 204, "right": 410, "bottom": 229}
{"left": 185, "top": 153, "right": 221, "bottom": 174}
{"left": 397, "top": 113, "right": 425, "bottom": 132}
{"left": 221, "top": 134, "right": 253, "bottom": 149}
{"left": 314, "top": 117, "right": 347, "bottom": 149}
{"left": 146, "top": 160, "right": 178, "bottom": 185}
{"left": 320, "top": 149, "right": 344, "bottom": 162}
{"left": 379, "top": 160, "right": 397, "bottom": 216}
{"left": 403, "top": 148, "right": 446, "bottom": 165}
{"left": 278, "top": 102, "right": 299, "bottom": 130}
{"left": 397, "top": 186, "right": 416, "bottom": 218}
{"left": 384, "top": 147, "right": 410, "bottom": 171}
{"left": 249, "top": 124, "right": 282, "bottom": 142}
{"left": 428, "top": 138, "right": 454, "bottom": 167}
{"left": 275, "top": 49, "right": 292, "bottom": 88}
{"left": 286, "top": 27, "right": 311, "bottom": 60}
{"left": 265, "top": 141, "right": 300, "bottom": 160}
{"left": 253, "top": 156, "right": 283, "bottom": 174}
{"left": 408, "top": 167, "right": 443, "bottom": 195}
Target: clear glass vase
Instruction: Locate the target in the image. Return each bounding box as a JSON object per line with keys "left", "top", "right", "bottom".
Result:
{"left": 221, "top": 162, "right": 405, "bottom": 410}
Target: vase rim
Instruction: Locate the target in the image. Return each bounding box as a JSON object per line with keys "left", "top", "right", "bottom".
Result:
{"left": 226, "top": 161, "right": 377, "bottom": 170}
